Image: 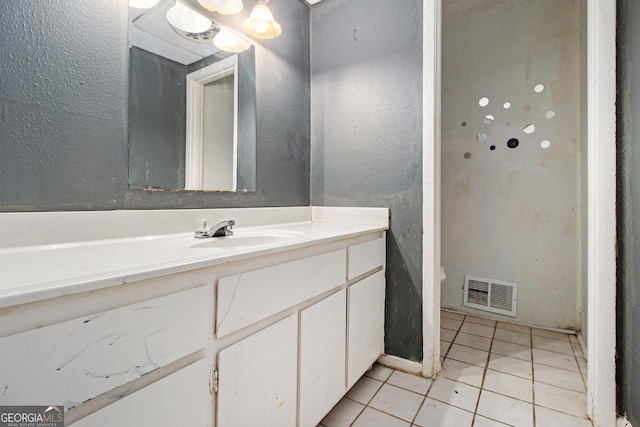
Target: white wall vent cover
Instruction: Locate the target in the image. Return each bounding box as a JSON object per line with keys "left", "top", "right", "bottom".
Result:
{"left": 463, "top": 275, "right": 517, "bottom": 317}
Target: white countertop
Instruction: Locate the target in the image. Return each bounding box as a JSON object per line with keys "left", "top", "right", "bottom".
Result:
{"left": 0, "top": 220, "right": 387, "bottom": 309}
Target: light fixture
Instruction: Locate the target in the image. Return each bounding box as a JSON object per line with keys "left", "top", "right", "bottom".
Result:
{"left": 242, "top": 0, "right": 281, "bottom": 39}
{"left": 198, "top": 0, "right": 244, "bottom": 15}
{"left": 166, "top": 1, "right": 213, "bottom": 33}
{"left": 213, "top": 28, "right": 251, "bottom": 53}
{"left": 129, "top": 0, "right": 160, "bottom": 8}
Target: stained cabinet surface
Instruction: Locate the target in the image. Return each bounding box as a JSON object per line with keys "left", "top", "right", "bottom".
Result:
{"left": 73, "top": 358, "right": 213, "bottom": 427}
{"left": 1, "top": 233, "right": 386, "bottom": 427}
{"left": 0, "top": 285, "right": 211, "bottom": 412}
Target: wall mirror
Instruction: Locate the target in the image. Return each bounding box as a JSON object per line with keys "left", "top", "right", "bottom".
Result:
{"left": 128, "top": 0, "right": 257, "bottom": 192}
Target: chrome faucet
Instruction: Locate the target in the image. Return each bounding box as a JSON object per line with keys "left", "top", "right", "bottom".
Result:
{"left": 195, "top": 219, "right": 235, "bottom": 238}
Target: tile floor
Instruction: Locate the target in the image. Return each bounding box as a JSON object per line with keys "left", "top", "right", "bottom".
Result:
{"left": 319, "top": 310, "right": 592, "bottom": 427}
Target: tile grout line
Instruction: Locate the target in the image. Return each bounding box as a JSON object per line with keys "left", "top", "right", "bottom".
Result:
{"left": 439, "top": 316, "right": 465, "bottom": 365}
{"left": 470, "top": 318, "right": 497, "bottom": 426}
{"left": 570, "top": 334, "right": 588, "bottom": 391}
{"left": 409, "top": 370, "right": 438, "bottom": 426}
{"left": 411, "top": 314, "right": 467, "bottom": 427}
{"left": 335, "top": 313, "right": 587, "bottom": 427}
{"left": 345, "top": 365, "right": 387, "bottom": 427}
{"left": 409, "top": 391, "right": 429, "bottom": 426}
{"left": 447, "top": 315, "right": 589, "bottom": 419}
{"left": 531, "top": 333, "right": 590, "bottom": 395}
{"left": 350, "top": 365, "right": 415, "bottom": 426}
{"left": 339, "top": 396, "right": 364, "bottom": 427}
{"left": 319, "top": 315, "right": 585, "bottom": 427}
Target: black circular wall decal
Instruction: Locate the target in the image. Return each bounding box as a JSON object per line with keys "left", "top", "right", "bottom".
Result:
{"left": 507, "top": 138, "right": 519, "bottom": 149}
{"left": 490, "top": 145, "right": 496, "bottom": 150}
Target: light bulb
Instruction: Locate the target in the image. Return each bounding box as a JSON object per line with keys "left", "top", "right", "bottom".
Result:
{"left": 256, "top": 20, "right": 268, "bottom": 33}
{"left": 166, "top": 1, "right": 212, "bottom": 33}
{"left": 221, "top": 0, "right": 244, "bottom": 14}
{"left": 213, "top": 28, "right": 251, "bottom": 52}
{"left": 199, "top": 0, "right": 243, "bottom": 15}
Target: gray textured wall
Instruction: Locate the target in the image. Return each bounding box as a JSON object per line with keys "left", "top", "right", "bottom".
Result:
{"left": 310, "top": 0, "right": 423, "bottom": 361}
{"left": 0, "top": 0, "right": 309, "bottom": 211}
{"left": 617, "top": 0, "right": 640, "bottom": 423}
{"left": 129, "top": 47, "right": 186, "bottom": 190}
{"left": 0, "top": 0, "right": 128, "bottom": 209}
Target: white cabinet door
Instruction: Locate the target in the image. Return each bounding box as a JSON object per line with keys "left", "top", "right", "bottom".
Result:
{"left": 73, "top": 358, "right": 213, "bottom": 427}
{"left": 347, "top": 271, "right": 386, "bottom": 388}
{"left": 299, "top": 290, "right": 346, "bottom": 427}
{"left": 217, "top": 315, "right": 298, "bottom": 427}
{"left": 0, "top": 285, "right": 211, "bottom": 411}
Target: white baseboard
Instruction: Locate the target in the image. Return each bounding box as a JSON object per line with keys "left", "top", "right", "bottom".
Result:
{"left": 377, "top": 354, "right": 423, "bottom": 375}
{"left": 618, "top": 417, "right": 634, "bottom": 427}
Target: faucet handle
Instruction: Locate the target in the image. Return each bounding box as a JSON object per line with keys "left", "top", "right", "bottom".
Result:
{"left": 197, "top": 219, "right": 211, "bottom": 232}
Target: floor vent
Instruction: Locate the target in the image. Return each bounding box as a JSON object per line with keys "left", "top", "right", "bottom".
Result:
{"left": 463, "top": 275, "right": 517, "bottom": 317}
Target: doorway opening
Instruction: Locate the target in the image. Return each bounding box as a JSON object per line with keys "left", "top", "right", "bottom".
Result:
{"left": 422, "top": 0, "right": 616, "bottom": 424}
{"left": 185, "top": 55, "right": 239, "bottom": 191}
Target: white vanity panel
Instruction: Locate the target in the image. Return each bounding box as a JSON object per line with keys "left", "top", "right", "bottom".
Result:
{"left": 0, "top": 207, "right": 389, "bottom": 426}
{"left": 347, "top": 271, "right": 386, "bottom": 388}
{"left": 348, "top": 237, "right": 386, "bottom": 279}
{"left": 73, "top": 358, "right": 212, "bottom": 427}
{"left": 0, "top": 285, "right": 211, "bottom": 411}
{"left": 299, "top": 290, "right": 347, "bottom": 427}
{"left": 216, "top": 249, "right": 346, "bottom": 337}
{"left": 217, "top": 315, "right": 298, "bottom": 427}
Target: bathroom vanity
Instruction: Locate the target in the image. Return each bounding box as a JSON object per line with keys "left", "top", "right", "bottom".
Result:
{"left": 0, "top": 206, "right": 388, "bottom": 426}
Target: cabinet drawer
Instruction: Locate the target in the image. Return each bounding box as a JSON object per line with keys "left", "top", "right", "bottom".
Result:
{"left": 0, "top": 286, "right": 211, "bottom": 411}
{"left": 348, "top": 237, "right": 386, "bottom": 280}
{"left": 216, "top": 249, "right": 346, "bottom": 337}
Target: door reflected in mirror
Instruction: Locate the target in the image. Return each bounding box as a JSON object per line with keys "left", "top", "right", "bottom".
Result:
{"left": 186, "top": 55, "right": 238, "bottom": 191}
{"left": 128, "top": 0, "right": 256, "bottom": 192}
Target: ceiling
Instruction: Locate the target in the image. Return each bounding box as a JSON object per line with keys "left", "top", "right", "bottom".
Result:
{"left": 129, "top": 0, "right": 220, "bottom": 65}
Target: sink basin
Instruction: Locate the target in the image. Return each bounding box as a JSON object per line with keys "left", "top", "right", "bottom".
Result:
{"left": 190, "top": 230, "right": 306, "bottom": 249}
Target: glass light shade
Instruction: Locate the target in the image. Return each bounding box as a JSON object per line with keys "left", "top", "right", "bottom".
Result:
{"left": 129, "top": 0, "right": 160, "bottom": 8}
{"left": 242, "top": 1, "right": 281, "bottom": 39}
{"left": 220, "top": 0, "right": 244, "bottom": 14}
{"left": 198, "top": 0, "right": 244, "bottom": 15}
{"left": 166, "top": 2, "right": 213, "bottom": 33}
{"left": 198, "top": 0, "right": 227, "bottom": 9}
{"left": 213, "top": 28, "right": 251, "bottom": 53}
